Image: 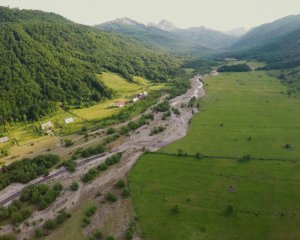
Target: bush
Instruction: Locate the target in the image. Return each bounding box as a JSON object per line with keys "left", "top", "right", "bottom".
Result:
{"left": 64, "top": 139, "right": 73, "bottom": 147}
{"left": 81, "top": 168, "right": 99, "bottom": 183}
{"left": 106, "top": 127, "right": 116, "bottom": 135}
{"left": 107, "top": 236, "right": 115, "bottom": 240}
{"left": 116, "top": 179, "right": 125, "bottom": 188}
{"left": 153, "top": 101, "right": 170, "bottom": 112}
{"left": 122, "top": 188, "right": 130, "bottom": 198}
{"left": 85, "top": 205, "right": 97, "bottom": 217}
{"left": 105, "top": 192, "right": 117, "bottom": 202}
{"left": 70, "top": 181, "right": 79, "bottom": 191}
{"left": 81, "top": 144, "right": 105, "bottom": 158}
{"left": 0, "top": 235, "right": 16, "bottom": 240}
{"left": 34, "top": 228, "right": 43, "bottom": 238}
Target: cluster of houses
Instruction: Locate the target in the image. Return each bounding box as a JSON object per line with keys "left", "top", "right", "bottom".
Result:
{"left": 133, "top": 91, "right": 149, "bottom": 103}
{"left": 115, "top": 91, "right": 149, "bottom": 108}
{"left": 41, "top": 117, "right": 74, "bottom": 135}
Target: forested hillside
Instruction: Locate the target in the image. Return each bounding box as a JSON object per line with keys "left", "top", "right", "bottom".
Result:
{"left": 0, "top": 7, "right": 183, "bottom": 123}
{"left": 227, "top": 15, "right": 300, "bottom": 69}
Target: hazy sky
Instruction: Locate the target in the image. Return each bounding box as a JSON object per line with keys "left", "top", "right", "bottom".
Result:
{"left": 1, "top": 0, "right": 300, "bottom": 30}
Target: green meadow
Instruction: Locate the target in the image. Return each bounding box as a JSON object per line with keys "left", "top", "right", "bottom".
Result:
{"left": 131, "top": 154, "right": 300, "bottom": 240}
{"left": 130, "top": 71, "right": 300, "bottom": 239}
{"left": 162, "top": 71, "right": 300, "bottom": 160}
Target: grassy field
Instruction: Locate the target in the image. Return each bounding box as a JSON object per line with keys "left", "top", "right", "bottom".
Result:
{"left": 42, "top": 201, "right": 92, "bottom": 240}
{"left": 0, "top": 72, "right": 166, "bottom": 163}
{"left": 162, "top": 71, "right": 300, "bottom": 160}
{"left": 71, "top": 72, "right": 166, "bottom": 121}
{"left": 130, "top": 154, "right": 300, "bottom": 240}
{"left": 130, "top": 70, "right": 300, "bottom": 239}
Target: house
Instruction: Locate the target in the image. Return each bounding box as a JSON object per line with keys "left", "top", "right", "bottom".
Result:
{"left": 41, "top": 121, "right": 53, "bottom": 130}
{"left": 115, "top": 101, "right": 126, "bottom": 108}
{"left": 65, "top": 117, "right": 74, "bottom": 124}
{"left": 133, "top": 97, "right": 139, "bottom": 103}
{"left": 0, "top": 136, "right": 8, "bottom": 144}
{"left": 143, "top": 91, "right": 149, "bottom": 97}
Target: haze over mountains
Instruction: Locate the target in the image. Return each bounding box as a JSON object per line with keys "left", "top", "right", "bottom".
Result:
{"left": 227, "top": 14, "right": 300, "bottom": 69}
{"left": 96, "top": 18, "right": 244, "bottom": 52}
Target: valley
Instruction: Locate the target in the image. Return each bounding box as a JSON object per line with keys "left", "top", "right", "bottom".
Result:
{"left": 1, "top": 4, "right": 300, "bottom": 240}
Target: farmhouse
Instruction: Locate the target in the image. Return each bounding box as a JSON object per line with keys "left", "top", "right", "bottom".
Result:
{"left": 65, "top": 117, "right": 74, "bottom": 124}
{"left": 0, "top": 136, "right": 8, "bottom": 143}
{"left": 41, "top": 121, "right": 53, "bottom": 130}
{"left": 115, "top": 101, "right": 126, "bottom": 108}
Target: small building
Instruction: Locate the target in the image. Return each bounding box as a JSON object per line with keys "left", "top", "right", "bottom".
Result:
{"left": 133, "top": 97, "right": 139, "bottom": 103}
{"left": 65, "top": 117, "right": 74, "bottom": 124}
{"left": 0, "top": 136, "right": 8, "bottom": 144}
{"left": 41, "top": 121, "right": 53, "bottom": 130}
{"left": 115, "top": 101, "right": 126, "bottom": 108}
{"left": 143, "top": 91, "right": 149, "bottom": 97}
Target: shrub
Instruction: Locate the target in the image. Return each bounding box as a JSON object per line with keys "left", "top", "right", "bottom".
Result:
{"left": 107, "top": 236, "right": 115, "bottom": 240}
{"left": 64, "top": 139, "right": 73, "bottom": 147}
{"left": 0, "top": 235, "right": 16, "bottom": 240}
{"left": 116, "top": 179, "right": 125, "bottom": 188}
{"left": 85, "top": 205, "right": 97, "bottom": 217}
{"left": 105, "top": 192, "right": 117, "bottom": 202}
{"left": 106, "top": 127, "right": 116, "bottom": 135}
{"left": 70, "top": 181, "right": 79, "bottom": 191}
{"left": 34, "top": 228, "right": 43, "bottom": 238}
{"left": 122, "top": 188, "right": 130, "bottom": 198}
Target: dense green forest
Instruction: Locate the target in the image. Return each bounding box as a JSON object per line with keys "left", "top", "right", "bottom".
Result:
{"left": 0, "top": 7, "right": 183, "bottom": 123}
{"left": 218, "top": 63, "right": 251, "bottom": 72}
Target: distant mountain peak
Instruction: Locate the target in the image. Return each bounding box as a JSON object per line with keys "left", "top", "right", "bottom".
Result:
{"left": 109, "top": 17, "right": 140, "bottom": 26}
{"left": 224, "top": 27, "right": 248, "bottom": 37}
{"left": 148, "top": 19, "right": 178, "bottom": 32}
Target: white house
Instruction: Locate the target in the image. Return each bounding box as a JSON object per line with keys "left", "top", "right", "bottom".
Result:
{"left": 65, "top": 117, "right": 74, "bottom": 124}
{"left": 143, "top": 91, "right": 149, "bottom": 97}
{"left": 41, "top": 121, "right": 53, "bottom": 130}
{"left": 0, "top": 136, "right": 8, "bottom": 143}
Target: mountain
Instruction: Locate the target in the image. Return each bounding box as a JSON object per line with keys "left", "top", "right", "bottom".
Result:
{"left": 172, "top": 26, "right": 239, "bottom": 49}
{"left": 96, "top": 18, "right": 212, "bottom": 56}
{"left": 0, "top": 7, "right": 182, "bottom": 123}
{"left": 224, "top": 27, "right": 247, "bottom": 37}
{"left": 228, "top": 15, "right": 300, "bottom": 69}
{"left": 148, "top": 19, "right": 178, "bottom": 32}
{"left": 148, "top": 20, "right": 239, "bottom": 49}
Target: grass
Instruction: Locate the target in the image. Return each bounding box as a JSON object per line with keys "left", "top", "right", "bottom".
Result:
{"left": 42, "top": 201, "right": 93, "bottom": 240}
{"left": 130, "top": 154, "right": 300, "bottom": 240}
{"left": 0, "top": 72, "right": 166, "bottom": 163}
{"left": 130, "top": 70, "right": 300, "bottom": 239}
{"left": 162, "top": 71, "right": 300, "bottom": 160}
{"left": 71, "top": 72, "right": 166, "bottom": 121}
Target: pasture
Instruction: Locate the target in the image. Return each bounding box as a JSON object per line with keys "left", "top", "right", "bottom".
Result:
{"left": 130, "top": 70, "right": 300, "bottom": 239}
{"left": 162, "top": 71, "right": 300, "bottom": 160}
{"left": 130, "top": 154, "right": 300, "bottom": 240}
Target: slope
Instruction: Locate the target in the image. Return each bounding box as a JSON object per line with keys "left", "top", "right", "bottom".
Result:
{"left": 228, "top": 14, "right": 300, "bottom": 69}
{"left": 0, "top": 7, "right": 182, "bottom": 123}
{"left": 95, "top": 18, "right": 212, "bottom": 56}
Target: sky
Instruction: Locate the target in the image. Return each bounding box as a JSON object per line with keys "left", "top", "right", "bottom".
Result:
{"left": 1, "top": 0, "right": 300, "bottom": 31}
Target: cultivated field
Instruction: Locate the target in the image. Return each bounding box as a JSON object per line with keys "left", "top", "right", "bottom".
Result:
{"left": 130, "top": 70, "right": 300, "bottom": 239}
